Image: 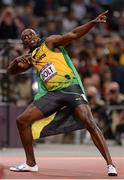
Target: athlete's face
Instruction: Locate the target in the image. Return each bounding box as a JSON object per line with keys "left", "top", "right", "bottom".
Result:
{"left": 21, "top": 29, "right": 39, "bottom": 49}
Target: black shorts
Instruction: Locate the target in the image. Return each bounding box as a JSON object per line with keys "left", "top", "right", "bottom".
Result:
{"left": 33, "top": 84, "right": 88, "bottom": 117}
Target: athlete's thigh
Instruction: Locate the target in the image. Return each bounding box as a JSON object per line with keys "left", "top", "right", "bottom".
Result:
{"left": 33, "top": 91, "right": 64, "bottom": 117}
{"left": 74, "top": 103, "right": 94, "bottom": 125}
{"left": 60, "top": 85, "right": 88, "bottom": 109}
{"left": 19, "top": 103, "right": 44, "bottom": 125}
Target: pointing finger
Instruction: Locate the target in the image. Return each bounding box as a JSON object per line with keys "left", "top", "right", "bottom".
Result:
{"left": 100, "top": 10, "right": 109, "bottom": 16}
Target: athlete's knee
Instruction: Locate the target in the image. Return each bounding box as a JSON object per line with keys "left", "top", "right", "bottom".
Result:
{"left": 83, "top": 112, "right": 97, "bottom": 132}
{"left": 85, "top": 117, "right": 99, "bottom": 133}
{"left": 16, "top": 113, "right": 30, "bottom": 130}
{"left": 76, "top": 105, "right": 98, "bottom": 132}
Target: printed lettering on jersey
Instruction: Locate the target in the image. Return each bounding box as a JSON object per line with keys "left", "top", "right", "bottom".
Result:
{"left": 40, "top": 62, "right": 57, "bottom": 82}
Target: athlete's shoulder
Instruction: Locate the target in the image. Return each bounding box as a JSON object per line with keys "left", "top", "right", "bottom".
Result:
{"left": 45, "top": 35, "right": 62, "bottom": 48}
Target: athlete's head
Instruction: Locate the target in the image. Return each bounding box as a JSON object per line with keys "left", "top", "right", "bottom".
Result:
{"left": 21, "top": 29, "right": 39, "bottom": 49}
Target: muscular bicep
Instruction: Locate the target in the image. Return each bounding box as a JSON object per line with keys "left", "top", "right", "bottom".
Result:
{"left": 45, "top": 33, "right": 77, "bottom": 47}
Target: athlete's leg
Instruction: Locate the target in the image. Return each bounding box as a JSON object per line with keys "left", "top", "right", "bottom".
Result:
{"left": 60, "top": 85, "right": 113, "bottom": 164}
{"left": 74, "top": 104, "right": 113, "bottom": 165}
{"left": 16, "top": 104, "right": 44, "bottom": 166}
{"left": 16, "top": 91, "right": 64, "bottom": 167}
{"left": 55, "top": 84, "right": 117, "bottom": 175}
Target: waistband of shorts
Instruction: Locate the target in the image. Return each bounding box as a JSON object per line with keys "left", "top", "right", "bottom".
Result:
{"left": 50, "top": 84, "right": 80, "bottom": 92}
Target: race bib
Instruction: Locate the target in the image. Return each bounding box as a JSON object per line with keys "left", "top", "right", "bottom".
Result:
{"left": 40, "top": 63, "right": 57, "bottom": 82}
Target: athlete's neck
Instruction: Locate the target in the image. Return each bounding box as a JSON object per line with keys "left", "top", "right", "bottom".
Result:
{"left": 30, "top": 38, "right": 43, "bottom": 52}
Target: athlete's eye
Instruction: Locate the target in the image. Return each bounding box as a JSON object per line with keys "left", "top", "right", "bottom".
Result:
{"left": 25, "top": 35, "right": 28, "bottom": 39}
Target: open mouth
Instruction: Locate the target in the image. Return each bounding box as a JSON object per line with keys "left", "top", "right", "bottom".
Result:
{"left": 30, "top": 40, "right": 37, "bottom": 46}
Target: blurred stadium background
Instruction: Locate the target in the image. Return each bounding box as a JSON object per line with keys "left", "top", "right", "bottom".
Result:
{"left": 0, "top": 0, "right": 124, "bottom": 149}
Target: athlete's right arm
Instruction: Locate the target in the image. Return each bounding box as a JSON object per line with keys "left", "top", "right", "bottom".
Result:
{"left": 7, "top": 54, "right": 32, "bottom": 75}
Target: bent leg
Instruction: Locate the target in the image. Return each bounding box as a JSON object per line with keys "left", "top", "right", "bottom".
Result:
{"left": 16, "top": 104, "right": 44, "bottom": 166}
{"left": 74, "top": 104, "right": 113, "bottom": 165}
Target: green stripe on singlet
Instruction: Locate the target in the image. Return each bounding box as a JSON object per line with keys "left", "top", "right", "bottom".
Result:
{"left": 59, "top": 46, "right": 86, "bottom": 95}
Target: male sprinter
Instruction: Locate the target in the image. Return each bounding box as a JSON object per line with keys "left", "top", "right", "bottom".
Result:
{"left": 8, "top": 11, "right": 117, "bottom": 176}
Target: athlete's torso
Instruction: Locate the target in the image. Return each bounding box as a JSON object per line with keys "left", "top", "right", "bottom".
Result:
{"left": 31, "top": 42, "right": 78, "bottom": 91}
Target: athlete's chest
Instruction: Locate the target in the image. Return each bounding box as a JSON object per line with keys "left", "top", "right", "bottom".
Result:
{"left": 32, "top": 46, "right": 47, "bottom": 64}
{"left": 32, "top": 45, "right": 63, "bottom": 64}
{"left": 31, "top": 45, "right": 71, "bottom": 83}
{"left": 40, "top": 62, "right": 57, "bottom": 82}
{"left": 32, "top": 47, "right": 59, "bottom": 81}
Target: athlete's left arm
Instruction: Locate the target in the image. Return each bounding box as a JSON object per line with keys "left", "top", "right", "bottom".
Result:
{"left": 7, "top": 54, "right": 32, "bottom": 75}
{"left": 46, "top": 11, "right": 108, "bottom": 47}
